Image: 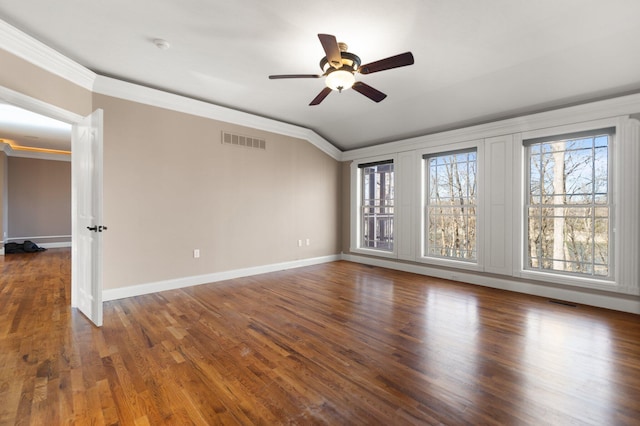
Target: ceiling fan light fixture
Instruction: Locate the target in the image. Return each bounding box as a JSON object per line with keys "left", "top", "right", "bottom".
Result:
{"left": 325, "top": 69, "right": 355, "bottom": 92}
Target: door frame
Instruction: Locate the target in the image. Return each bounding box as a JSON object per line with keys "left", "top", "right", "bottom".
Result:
{"left": 0, "top": 85, "right": 103, "bottom": 324}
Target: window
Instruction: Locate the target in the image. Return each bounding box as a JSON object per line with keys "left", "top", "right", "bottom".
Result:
{"left": 359, "top": 160, "right": 394, "bottom": 251}
{"left": 424, "top": 149, "right": 477, "bottom": 261}
{"left": 525, "top": 128, "right": 613, "bottom": 278}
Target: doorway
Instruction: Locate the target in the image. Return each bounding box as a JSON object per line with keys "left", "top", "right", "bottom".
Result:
{"left": 0, "top": 85, "right": 103, "bottom": 326}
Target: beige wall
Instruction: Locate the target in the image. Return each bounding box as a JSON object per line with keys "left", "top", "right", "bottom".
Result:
{"left": 1, "top": 46, "right": 342, "bottom": 290}
{"left": 0, "top": 49, "right": 92, "bottom": 116}
{"left": 94, "top": 94, "right": 342, "bottom": 290}
{"left": 7, "top": 157, "right": 71, "bottom": 243}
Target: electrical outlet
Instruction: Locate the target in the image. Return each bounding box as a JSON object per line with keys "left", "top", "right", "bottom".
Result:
{"left": 193, "top": 249, "right": 200, "bottom": 258}
{"left": 297, "top": 240, "right": 303, "bottom": 247}
{"left": 306, "top": 238, "right": 310, "bottom": 246}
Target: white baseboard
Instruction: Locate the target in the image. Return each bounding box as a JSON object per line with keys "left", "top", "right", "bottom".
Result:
{"left": 342, "top": 254, "right": 640, "bottom": 315}
{"left": 101, "top": 252, "right": 640, "bottom": 314}
{"left": 40, "top": 241, "right": 72, "bottom": 249}
{"left": 103, "top": 254, "right": 341, "bottom": 301}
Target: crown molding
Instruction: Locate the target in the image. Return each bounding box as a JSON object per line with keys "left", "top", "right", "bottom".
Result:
{"left": 5, "top": 18, "right": 640, "bottom": 164}
{"left": 93, "top": 75, "right": 343, "bottom": 161}
{"left": 0, "top": 20, "right": 344, "bottom": 160}
{"left": 0, "top": 141, "right": 70, "bottom": 162}
{"left": 0, "top": 85, "right": 84, "bottom": 124}
{"left": 0, "top": 85, "right": 78, "bottom": 161}
{"left": 0, "top": 19, "right": 96, "bottom": 91}
{"left": 342, "top": 92, "right": 640, "bottom": 161}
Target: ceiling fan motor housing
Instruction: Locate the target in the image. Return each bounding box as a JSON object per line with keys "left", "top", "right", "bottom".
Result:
{"left": 320, "top": 51, "right": 361, "bottom": 74}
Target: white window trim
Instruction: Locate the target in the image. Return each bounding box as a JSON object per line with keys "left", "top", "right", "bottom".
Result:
{"left": 347, "top": 116, "right": 638, "bottom": 298}
{"left": 513, "top": 117, "right": 627, "bottom": 292}
{"left": 415, "top": 139, "right": 484, "bottom": 271}
{"left": 350, "top": 154, "right": 398, "bottom": 259}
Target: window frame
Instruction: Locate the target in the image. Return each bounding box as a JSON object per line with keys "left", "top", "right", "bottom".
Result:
{"left": 515, "top": 119, "right": 620, "bottom": 290}
{"left": 423, "top": 148, "right": 478, "bottom": 262}
{"left": 524, "top": 128, "right": 614, "bottom": 280}
{"left": 417, "top": 141, "right": 484, "bottom": 271}
{"left": 350, "top": 154, "right": 398, "bottom": 258}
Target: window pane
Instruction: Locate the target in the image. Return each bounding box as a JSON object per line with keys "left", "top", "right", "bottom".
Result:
{"left": 525, "top": 132, "right": 611, "bottom": 278}
{"left": 361, "top": 162, "right": 394, "bottom": 251}
{"left": 424, "top": 149, "right": 477, "bottom": 262}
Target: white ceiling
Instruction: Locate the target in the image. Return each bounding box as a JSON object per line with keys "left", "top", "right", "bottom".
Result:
{"left": 2, "top": 0, "right": 640, "bottom": 152}
{"left": 0, "top": 101, "right": 71, "bottom": 152}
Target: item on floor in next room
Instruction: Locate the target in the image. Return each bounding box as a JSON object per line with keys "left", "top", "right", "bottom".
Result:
{"left": 4, "top": 240, "right": 47, "bottom": 254}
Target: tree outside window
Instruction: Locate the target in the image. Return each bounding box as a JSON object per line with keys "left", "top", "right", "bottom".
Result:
{"left": 526, "top": 129, "right": 611, "bottom": 277}
{"left": 424, "top": 149, "right": 477, "bottom": 261}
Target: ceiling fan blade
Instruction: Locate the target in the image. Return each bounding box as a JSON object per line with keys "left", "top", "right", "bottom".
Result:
{"left": 352, "top": 81, "right": 387, "bottom": 103}
{"left": 309, "top": 87, "right": 333, "bottom": 106}
{"left": 318, "top": 34, "right": 342, "bottom": 69}
{"left": 359, "top": 52, "right": 414, "bottom": 74}
{"left": 269, "top": 74, "right": 321, "bottom": 79}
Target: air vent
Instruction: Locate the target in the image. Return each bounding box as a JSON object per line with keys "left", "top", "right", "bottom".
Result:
{"left": 548, "top": 299, "right": 577, "bottom": 308}
{"left": 222, "top": 131, "right": 266, "bottom": 150}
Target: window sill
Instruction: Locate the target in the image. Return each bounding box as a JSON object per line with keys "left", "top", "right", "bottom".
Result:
{"left": 350, "top": 247, "right": 398, "bottom": 259}
{"left": 417, "top": 256, "right": 483, "bottom": 272}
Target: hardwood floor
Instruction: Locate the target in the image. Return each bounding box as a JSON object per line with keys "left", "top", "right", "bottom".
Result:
{"left": 1, "top": 249, "right": 640, "bottom": 425}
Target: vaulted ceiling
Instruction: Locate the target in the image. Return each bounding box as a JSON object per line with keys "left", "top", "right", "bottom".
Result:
{"left": 2, "top": 0, "right": 640, "bottom": 152}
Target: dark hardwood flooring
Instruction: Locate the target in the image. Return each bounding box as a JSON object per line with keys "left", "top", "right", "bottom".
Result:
{"left": 1, "top": 248, "right": 640, "bottom": 425}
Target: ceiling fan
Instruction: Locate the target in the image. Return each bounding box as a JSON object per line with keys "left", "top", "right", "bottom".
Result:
{"left": 269, "top": 34, "right": 414, "bottom": 106}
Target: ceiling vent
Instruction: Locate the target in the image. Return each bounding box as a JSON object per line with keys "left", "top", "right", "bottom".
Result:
{"left": 222, "top": 131, "right": 266, "bottom": 150}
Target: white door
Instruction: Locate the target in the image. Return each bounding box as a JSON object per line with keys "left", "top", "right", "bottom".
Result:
{"left": 71, "top": 109, "right": 104, "bottom": 327}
